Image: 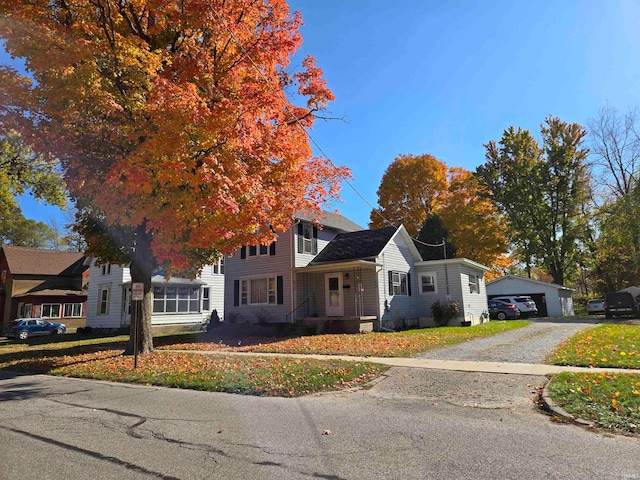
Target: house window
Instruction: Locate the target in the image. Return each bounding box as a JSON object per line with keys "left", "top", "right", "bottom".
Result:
{"left": 42, "top": 303, "right": 62, "bottom": 318}
{"left": 420, "top": 273, "right": 437, "bottom": 294}
{"left": 297, "top": 223, "right": 318, "bottom": 254}
{"left": 0, "top": 269, "right": 6, "bottom": 288}
{"left": 303, "top": 225, "right": 313, "bottom": 253}
{"left": 19, "top": 303, "right": 32, "bottom": 318}
{"left": 469, "top": 275, "right": 480, "bottom": 294}
{"left": 389, "top": 271, "right": 408, "bottom": 296}
{"left": 202, "top": 287, "right": 210, "bottom": 311}
{"left": 212, "top": 258, "right": 225, "bottom": 274}
{"left": 240, "top": 277, "right": 277, "bottom": 305}
{"left": 64, "top": 303, "right": 83, "bottom": 318}
{"left": 98, "top": 288, "right": 110, "bottom": 315}
{"left": 101, "top": 263, "right": 111, "bottom": 275}
{"left": 152, "top": 286, "right": 200, "bottom": 313}
{"left": 260, "top": 244, "right": 269, "bottom": 255}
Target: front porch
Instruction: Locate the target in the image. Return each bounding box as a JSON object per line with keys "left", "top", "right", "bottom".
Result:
{"left": 293, "top": 260, "right": 382, "bottom": 324}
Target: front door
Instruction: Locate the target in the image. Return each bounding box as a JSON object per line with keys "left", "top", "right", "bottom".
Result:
{"left": 325, "top": 273, "right": 344, "bottom": 317}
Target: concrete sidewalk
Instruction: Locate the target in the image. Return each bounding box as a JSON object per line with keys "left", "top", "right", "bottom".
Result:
{"left": 168, "top": 349, "right": 640, "bottom": 376}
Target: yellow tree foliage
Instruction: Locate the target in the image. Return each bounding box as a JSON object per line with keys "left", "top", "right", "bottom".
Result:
{"left": 369, "top": 153, "right": 448, "bottom": 237}
{"left": 439, "top": 168, "right": 510, "bottom": 270}
{"left": 0, "top": 0, "right": 348, "bottom": 353}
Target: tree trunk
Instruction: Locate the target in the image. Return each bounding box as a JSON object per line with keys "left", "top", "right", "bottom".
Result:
{"left": 125, "top": 222, "right": 155, "bottom": 355}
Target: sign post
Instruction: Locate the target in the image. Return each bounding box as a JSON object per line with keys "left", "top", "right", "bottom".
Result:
{"left": 131, "top": 282, "right": 144, "bottom": 369}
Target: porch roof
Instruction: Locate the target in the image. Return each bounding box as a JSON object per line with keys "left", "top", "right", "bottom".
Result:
{"left": 294, "top": 259, "right": 382, "bottom": 274}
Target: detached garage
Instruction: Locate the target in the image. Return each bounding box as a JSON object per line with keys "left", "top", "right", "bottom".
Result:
{"left": 486, "top": 274, "right": 574, "bottom": 317}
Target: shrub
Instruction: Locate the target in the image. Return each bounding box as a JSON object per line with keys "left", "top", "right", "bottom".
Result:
{"left": 431, "top": 300, "right": 460, "bottom": 327}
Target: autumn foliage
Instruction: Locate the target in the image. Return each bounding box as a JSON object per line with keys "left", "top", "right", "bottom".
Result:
{"left": 0, "top": 0, "right": 348, "bottom": 352}
{"left": 370, "top": 154, "right": 511, "bottom": 274}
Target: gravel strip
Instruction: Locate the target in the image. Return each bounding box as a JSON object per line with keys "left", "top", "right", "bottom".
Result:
{"left": 417, "top": 318, "right": 598, "bottom": 364}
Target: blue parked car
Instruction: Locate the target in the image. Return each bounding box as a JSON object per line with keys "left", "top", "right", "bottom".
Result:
{"left": 488, "top": 300, "right": 521, "bottom": 320}
{"left": 4, "top": 318, "right": 66, "bottom": 340}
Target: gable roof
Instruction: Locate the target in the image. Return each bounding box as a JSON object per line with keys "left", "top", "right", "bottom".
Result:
{"left": 310, "top": 225, "right": 422, "bottom": 264}
{"left": 311, "top": 226, "right": 397, "bottom": 264}
{"left": 295, "top": 210, "right": 363, "bottom": 232}
{"left": 2, "top": 246, "right": 87, "bottom": 276}
{"left": 486, "top": 274, "right": 572, "bottom": 291}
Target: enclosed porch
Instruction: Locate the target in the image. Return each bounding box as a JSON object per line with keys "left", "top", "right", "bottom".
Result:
{"left": 291, "top": 260, "right": 381, "bottom": 333}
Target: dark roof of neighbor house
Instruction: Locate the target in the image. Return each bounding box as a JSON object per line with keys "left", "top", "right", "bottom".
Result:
{"left": 311, "top": 226, "right": 398, "bottom": 264}
{"left": 2, "top": 245, "right": 87, "bottom": 276}
{"left": 296, "top": 210, "right": 363, "bottom": 233}
{"left": 14, "top": 288, "right": 86, "bottom": 298}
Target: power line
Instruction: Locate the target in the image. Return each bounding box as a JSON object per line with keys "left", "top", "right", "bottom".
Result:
{"left": 205, "top": 2, "right": 441, "bottom": 249}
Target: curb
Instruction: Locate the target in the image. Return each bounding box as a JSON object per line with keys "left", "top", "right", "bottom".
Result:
{"left": 539, "top": 378, "right": 595, "bottom": 428}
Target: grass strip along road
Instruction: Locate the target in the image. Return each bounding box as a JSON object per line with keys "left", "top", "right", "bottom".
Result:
{"left": 547, "top": 324, "right": 640, "bottom": 433}
{"left": 1, "top": 321, "right": 526, "bottom": 396}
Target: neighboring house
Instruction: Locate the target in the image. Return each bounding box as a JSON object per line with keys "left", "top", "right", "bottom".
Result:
{"left": 0, "top": 246, "right": 88, "bottom": 329}
{"left": 224, "top": 211, "right": 490, "bottom": 331}
{"left": 85, "top": 259, "right": 224, "bottom": 331}
{"left": 486, "top": 274, "right": 575, "bottom": 317}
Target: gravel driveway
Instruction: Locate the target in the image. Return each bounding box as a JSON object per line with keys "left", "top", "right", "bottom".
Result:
{"left": 417, "top": 317, "right": 598, "bottom": 364}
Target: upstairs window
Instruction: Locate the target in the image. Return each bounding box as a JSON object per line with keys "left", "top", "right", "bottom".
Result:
{"left": 297, "top": 223, "right": 318, "bottom": 254}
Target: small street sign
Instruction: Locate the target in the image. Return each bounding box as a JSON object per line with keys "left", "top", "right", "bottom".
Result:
{"left": 132, "top": 282, "right": 144, "bottom": 301}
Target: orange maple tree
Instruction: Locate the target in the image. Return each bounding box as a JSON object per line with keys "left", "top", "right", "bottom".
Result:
{"left": 369, "top": 153, "right": 448, "bottom": 237}
{"left": 0, "top": 0, "right": 348, "bottom": 353}
{"left": 439, "top": 168, "right": 512, "bottom": 277}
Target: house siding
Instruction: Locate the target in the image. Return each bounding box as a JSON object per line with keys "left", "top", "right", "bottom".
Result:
{"left": 224, "top": 232, "right": 293, "bottom": 324}
{"left": 86, "top": 263, "right": 129, "bottom": 330}
{"left": 415, "top": 261, "right": 489, "bottom": 326}
{"left": 86, "top": 261, "right": 223, "bottom": 329}
{"left": 377, "top": 234, "right": 419, "bottom": 328}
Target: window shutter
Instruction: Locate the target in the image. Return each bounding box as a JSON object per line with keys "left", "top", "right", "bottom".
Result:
{"left": 270, "top": 241, "right": 276, "bottom": 256}
{"left": 407, "top": 273, "right": 412, "bottom": 296}
{"left": 312, "top": 226, "right": 318, "bottom": 254}
{"left": 297, "top": 223, "right": 304, "bottom": 253}
{"left": 240, "top": 246, "right": 246, "bottom": 259}
{"left": 276, "top": 276, "right": 284, "bottom": 304}
{"left": 388, "top": 271, "right": 394, "bottom": 296}
{"left": 233, "top": 280, "right": 239, "bottom": 307}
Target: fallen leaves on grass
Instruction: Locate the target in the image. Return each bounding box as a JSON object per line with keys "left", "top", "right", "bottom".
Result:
{"left": 549, "top": 324, "right": 640, "bottom": 369}
{"left": 40, "top": 351, "right": 386, "bottom": 397}
{"left": 158, "top": 321, "right": 528, "bottom": 358}
{"left": 548, "top": 372, "right": 640, "bottom": 433}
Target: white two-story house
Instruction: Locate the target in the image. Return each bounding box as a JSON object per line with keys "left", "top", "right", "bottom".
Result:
{"left": 85, "top": 260, "right": 225, "bottom": 331}
{"left": 224, "top": 211, "right": 490, "bottom": 331}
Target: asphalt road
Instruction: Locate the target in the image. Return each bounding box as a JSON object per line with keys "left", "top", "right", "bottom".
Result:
{"left": 2, "top": 363, "right": 640, "bottom": 479}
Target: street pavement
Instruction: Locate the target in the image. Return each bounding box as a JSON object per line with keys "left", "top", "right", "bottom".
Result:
{"left": 1, "top": 318, "right": 640, "bottom": 480}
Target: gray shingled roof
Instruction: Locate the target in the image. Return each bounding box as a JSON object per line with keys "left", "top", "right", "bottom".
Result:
{"left": 311, "top": 226, "right": 398, "bottom": 264}
{"left": 295, "top": 210, "right": 363, "bottom": 232}
{"left": 2, "top": 246, "right": 86, "bottom": 276}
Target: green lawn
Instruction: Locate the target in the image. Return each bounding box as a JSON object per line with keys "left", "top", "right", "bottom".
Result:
{"left": 548, "top": 324, "right": 640, "bottom": 369}
{"left": 546, "top": 324, "right": 640, "bottom": 433}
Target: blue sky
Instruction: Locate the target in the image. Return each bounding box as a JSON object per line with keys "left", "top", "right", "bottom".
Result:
{"left": 12, "top": 0, "right": 640, "bottom": 230}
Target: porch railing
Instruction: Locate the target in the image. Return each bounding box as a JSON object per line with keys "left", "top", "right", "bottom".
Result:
{"left": 285, "top": 298, "right": 310, "bottom": 324}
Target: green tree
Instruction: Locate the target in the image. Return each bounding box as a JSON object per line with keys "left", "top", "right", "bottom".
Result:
{"left": 415, "top": 214, "right": 455, "bottom": 260}
{"left": 478, "top": 116, "right": 591, "bottom": 285}
{"left": 0, "top": 131, "right": 67, "bottom": 246}
{"left": 592, "top": 188, "right": 640, "bottom": 292}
